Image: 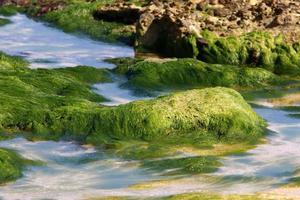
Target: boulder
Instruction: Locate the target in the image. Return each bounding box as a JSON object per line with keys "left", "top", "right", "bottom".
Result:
{"left": 93, "top": 3, "right": 142, "bottom": 25}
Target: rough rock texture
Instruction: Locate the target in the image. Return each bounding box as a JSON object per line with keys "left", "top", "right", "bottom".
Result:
{"left": 95, "top": 0, "right": 300, "bottom": 57}
{"left": 93, "top": 2, "right": 142, "bottom": 24}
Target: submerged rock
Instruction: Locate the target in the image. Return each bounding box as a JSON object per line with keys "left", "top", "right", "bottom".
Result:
{"left": 111, "top": 58, "right": 281, "bottom": 92}
{"left": 0, "top": 148, "right": 25, "bottom": 184}
{"left": 93, "top": 2, "right": 142, "bottom": 25}
{"left": 94, "top": 0, "right": 300, "bottom": 59}
{"left": 0, "top": 53, "right": 265, "bottom": 145}
{"left": 88, "top": 87, "right": 265, "bottom": 142}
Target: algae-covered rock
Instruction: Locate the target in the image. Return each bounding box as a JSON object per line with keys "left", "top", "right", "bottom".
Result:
{"left": 0, "top": 148, "right": 25, "bottom": 184}
{"left": 0, "top": 52, "right": 110, "bottom": 139}
{"left": 0, "top": 52, "right": 265, "bottom": 146}
{"left": 88, "top": 87, "right": 265, "bottom": 142}
{"left": 0, "top": 5, "right": 18, "bottom": 16}
{"left": 41, "top": 1, "right": 135, "bottom": 45}
{"left": 200, "top": 31, "right": 300, "bottom": 75}
{"left": 0, "top": 18, "right": 11, "bottom": 26}
{"left": 112, "top": 58, "right": 280, "bottom": 93}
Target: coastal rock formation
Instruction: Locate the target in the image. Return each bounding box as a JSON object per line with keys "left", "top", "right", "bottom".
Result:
{"left": 93, "top": 2, "right": 141, "bottom": 24}
{"left": 95, "top": 0, "right": 300, "bottom": 57}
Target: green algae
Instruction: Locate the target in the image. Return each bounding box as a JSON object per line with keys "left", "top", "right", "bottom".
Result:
{"left": 199, "top": 31, "right": 300, "bottom": 75}
{"left": 0, "top": 52, "right": 266, "bottom": 176}
{"left": 0, "top": 52, "right": 265, "bottom": 144}
{"left": 0, "top": 18, "right": 11, "bottom": 26}
{"left": 87, "top": 87, "right": 265, "bottom": 143}
{"left": 142, "top": 156, "right": 220, "bottom": 175}
{"left": 0, "top": 148, "right": 32, "bottom": 184}
{"left": 111, "top": 58, "right": 281, "bottom": 93}
{"left": 0, "top": 5, "right": 18, "bottom": 16}
{"left": 0, "top": 52, "right": 110, "bottom": 140}
{"left": 39, "top": 0, "right": 134, "bottom": 44}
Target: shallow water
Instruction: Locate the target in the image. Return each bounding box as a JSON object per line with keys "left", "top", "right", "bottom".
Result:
{"left": 93, "top": 75, "right": 152, "bottom": 106}
{"left": 211, "top": 106, "right": 300, "bottom": 194}
{"left": 1, "top": 12, "right": 300, "bottom": 200}
{"left": 0, "top": 14, "right": 134, "bottom": 68}
{"left": 0, "top": 138, "right": 162, "bottom": 200}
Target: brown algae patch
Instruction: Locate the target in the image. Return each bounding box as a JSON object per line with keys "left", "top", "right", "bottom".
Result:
{"left": 268, "top": 93, "right": 300, "bottom": 106}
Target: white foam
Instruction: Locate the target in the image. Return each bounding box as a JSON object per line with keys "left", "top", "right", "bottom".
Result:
{"left": 0, "top": 138, "right": 161, "bottom": 200}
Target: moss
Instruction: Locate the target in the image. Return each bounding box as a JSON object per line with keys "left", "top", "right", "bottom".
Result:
{"left": 142, "top": 156, "right": 220, "bottom": 175}
{"left": 86, "top": 87, "right": 265, "bottom": 143}
{"left": 0, "top": 52, "right": 266, "bottom": 175}
{"left": 0, "top": 18, "right": 11, "bottom": 26}
{"left": 0, "top": 52, "right": 265, "bottom": 143}
{"left": 0, "top": 52, "right": 110, "bottom": 139}
{"left": 199, "top": 31, "right": 300, "bottom": 75}
{"left": 37, "top": 0, "right": 134, "bottom": 45}
{"left": 0, "top": 148, "right": 27, "bottom": 184}
{"left": 112, "top": 58, "right": 281, "bottom": 93}
{"left": 168, "top": 34, "right": 199, "bottom": 58}
{"left": 0, "top": 5, "right": 18, "bottom": 16}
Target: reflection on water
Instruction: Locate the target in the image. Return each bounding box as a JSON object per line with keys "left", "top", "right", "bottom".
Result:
{"left": 0, "top": 14, "right": 134, "bottom": 68}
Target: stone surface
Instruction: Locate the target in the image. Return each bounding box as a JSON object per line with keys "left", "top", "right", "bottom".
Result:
{"left": 94, "top": 0, "right": 300, "bottom": 56}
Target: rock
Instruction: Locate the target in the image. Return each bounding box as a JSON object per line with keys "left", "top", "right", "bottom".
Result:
{"left": 213, "top": 8, "right": 230, "bottom": 17}
{"left": 135, "top": 0, "right": 299, "bottom": 56}
{"left": 135, "top": 0, "right": 201, "bottom": 57}
{"left": 93, "top": 3, "right": 142, "bottom": 25}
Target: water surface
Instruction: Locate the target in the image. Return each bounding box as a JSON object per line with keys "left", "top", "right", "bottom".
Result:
{"left": 0, "top": 14, "right": 134, "bottom": 68}
{"left": 0, "top": 138, "right": 161, "bottom": 200}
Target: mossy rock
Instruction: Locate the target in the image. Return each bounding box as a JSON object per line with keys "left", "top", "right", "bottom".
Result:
{"left": 199, "top": 31, "right": 300, "bottom": 75}
{"left": 0, "top": 5, "right": 18, "bottom": 16}
{"left": 39, "top": 0, "right": 134, "bottom": 44}
{"left": 87, "top": 87, "right": 265, "bottom": 143}
{"left": 0, "top": 18, "right": 11, "bottom": 27}
{"left": 0, "top": 52, "right": 110, "bottom": 140}
{"left": 112, "top": 58, "right": 280, "bottom": 93}
{"left": 0, "top": 148, "right": 25, "bottom": 184}
{"left": 0, "top": 52, "right": 265, "bottom": 173}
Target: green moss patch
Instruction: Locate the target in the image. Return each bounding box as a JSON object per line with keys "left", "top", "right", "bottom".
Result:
{"left": 0, "top": 52, "right": 110, "bottom": 139}
{"left": 0, "top": 52, "right": 266, "bottom": 175}
{"left": 87, "top": 87, "right": 265, "bottom": 143}
{"left": 111, "top": 58, "right": 280, "bottom": 93}
{"left": 0, "top": 148, "right": 31, "bottom": 184}
{"left": 35, "top": 0, "right": 135, "bottom": 45}
{"left": 0, "top": 52, "right": 265, "bottom": 144}
{"left": 142, "top": 156, "right": 220, "bottom": 175}
{"left": 199, "top": 31, "right": 300, "bottom": 75}
{"left": 0, "top": 5, "right": 18, "bottom": 16}
{"left": 0, "top": 18, "right": 11, "bottom": 26}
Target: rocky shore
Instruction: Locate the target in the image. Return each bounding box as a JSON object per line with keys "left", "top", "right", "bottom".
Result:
{"left": 93, "top": 0, "right": 300, "bottom": 57}
{"left": 0, "top": 1, "right": 300, "bottom": 197}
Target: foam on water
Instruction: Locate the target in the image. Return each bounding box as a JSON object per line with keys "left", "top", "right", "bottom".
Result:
{"left": 0, "top": 14, "right": 134, "bottom": 68}
{"left": 210, "top": 106, "right": 300, "bottom": 194}
{"left": 93, "top": 76, "right": 152, "bottom": 106}
{"left": 0, "top": 138, "right": 162, "bottom": 200}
